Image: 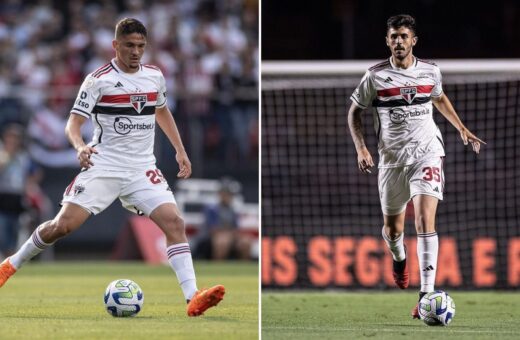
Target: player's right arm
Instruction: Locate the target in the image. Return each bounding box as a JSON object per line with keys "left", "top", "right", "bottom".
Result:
{"left": 67, "top": 72, "right": 102, "bottom": 169}
{"left": 348, "top": 70, "right": 376, "bottom": 174}
{"left": 65, "top": 114, "right": 98, "bottom": 169}
{"left": 348, "top": 104, "right": 374, "bottom": 173}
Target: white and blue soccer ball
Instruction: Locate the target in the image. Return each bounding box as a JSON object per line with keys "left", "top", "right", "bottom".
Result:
{"left": 418, "top": 290, "right": 456, "bottom": 326}
{"left": 104, "top": 279, "right": 144, "bottom": 317}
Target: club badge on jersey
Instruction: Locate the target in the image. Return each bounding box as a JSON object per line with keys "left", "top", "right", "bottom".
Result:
{"left": 400, "top": 87, "right": 417, "bottom": 104}
{"left": 130, "top": 94, "right": 148, "bottom": 114}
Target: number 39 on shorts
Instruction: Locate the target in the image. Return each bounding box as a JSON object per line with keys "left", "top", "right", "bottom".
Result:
{"left": 422, "top": 167, "right": 440, "bottom": 182}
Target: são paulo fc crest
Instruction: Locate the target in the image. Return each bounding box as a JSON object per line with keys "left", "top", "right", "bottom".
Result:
{"left": 400, "top": 87, "right": 417, "bottom": 104}
{"left": 130, "top": 94, "right": 147, "bottom": 113}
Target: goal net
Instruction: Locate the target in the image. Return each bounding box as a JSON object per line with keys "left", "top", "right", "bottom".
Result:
{"left": 262, "top": 60, "right": 520, "bottom": 289}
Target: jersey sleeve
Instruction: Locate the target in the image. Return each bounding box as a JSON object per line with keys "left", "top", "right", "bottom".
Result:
{"left": 431, "top": 66, "right": 443, "bottom": 98}
{"left": 70, "top": 75, "right": 101, "bottom": 118}
{"left": 156, "top": 73, "right": 167, "bottom": 108}
{"left": 350, "top": 70, "right": 376, "bottom": 109}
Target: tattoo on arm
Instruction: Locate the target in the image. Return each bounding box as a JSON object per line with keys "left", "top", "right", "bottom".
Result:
{"left": 348, "top": 105, "right": 366, "bottom": 150}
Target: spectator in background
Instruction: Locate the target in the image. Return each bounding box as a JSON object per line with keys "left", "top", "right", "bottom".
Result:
{"left": 0, "top": 124, "right": 39, "bottom": 258}
{"left": 203, "top": 180, "right": 252, "bottom": 260}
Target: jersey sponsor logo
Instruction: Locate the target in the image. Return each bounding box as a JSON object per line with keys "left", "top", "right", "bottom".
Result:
{"left": 76, "top": 91, "right": 90, "bottom": 109}
{"left": 389, "top": 107, "right": 429, "bottom": 124}
{"left": 400, "top": 87, "right": 417, "bottom": 104}
{"left": 114, "top": 117, "right": 154, "bottom": 135}
{"left": 115, "top": 81, "right": 124, "bottom": 88}
{"left": 130, "top": 94, "right": 148, "bottom": 113}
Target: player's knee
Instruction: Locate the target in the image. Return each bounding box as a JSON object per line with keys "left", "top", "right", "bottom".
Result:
{"left": 165, "top": 214, "right": 185, "bottom": 237}
{"left": 415, "top": 214, "right": 435, "bottom": 233}
{"left": 383, "top": 224, "right": 404, "bottom": 240}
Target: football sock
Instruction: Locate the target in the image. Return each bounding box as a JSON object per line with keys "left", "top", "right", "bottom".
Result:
{"left": 167, "top": 243, "right": 198, "bottom": 301}
{"left": 417, "top": 232, "right": 438, "bottom": 293}
{"left": 382, "top": 226, "right": 406, "bottom": 262}
{"left": 9, "top": 226, "right": 53, "bottom": 269}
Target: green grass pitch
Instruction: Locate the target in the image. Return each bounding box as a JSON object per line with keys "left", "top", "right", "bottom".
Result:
{"left": 0, "top": 261, "right": 258, "bottom": 340}
{"left": 262, "top": 291, "right": 520, "bottom": 339}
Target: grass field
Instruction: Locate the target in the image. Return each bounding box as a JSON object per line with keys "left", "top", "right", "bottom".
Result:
{"left": 0, "top": 261, "right": 258, "bottom": 340}
{"left": 262, "top": 291, "right": 520, "bottom": 340}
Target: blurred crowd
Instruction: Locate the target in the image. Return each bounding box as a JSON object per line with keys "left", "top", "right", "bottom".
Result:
{"left": 0, "top": 0, "right": 258, "bottom": 174}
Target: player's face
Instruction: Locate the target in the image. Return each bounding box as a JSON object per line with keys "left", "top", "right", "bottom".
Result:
{"left": 386, "top": 27, "right": 417, "bottom": 61}
{"left": 113, "top": 33, "right": 147, "bottom": 72}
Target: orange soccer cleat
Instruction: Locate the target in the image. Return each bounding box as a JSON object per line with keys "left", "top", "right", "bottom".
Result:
{"left": 0, "top": 258, "right": 17, "bottom": 287}
{"left": 187, "top": 285, "right": 226, "bottom": 317}
{"left": 412, "top": 292, "right": 427, "bottom": 319}
{"left": 411, "top": 303, "right": 420, "bottom": 319}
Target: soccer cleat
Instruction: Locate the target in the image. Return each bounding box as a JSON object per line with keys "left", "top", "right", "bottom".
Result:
{"left": 411, "top": 303, "right": 420, "bottom": 319}
{"left": 187, "top": 285, "right": 225, "bottom": 317}
{"left": 392, "top": 247, "right": 409, "bottom": 289}
{"left": 0, "top": 258, "right": 17, "bottom": 287}
{"left": 412, "top": 291, "right": 427, "bottom": 319}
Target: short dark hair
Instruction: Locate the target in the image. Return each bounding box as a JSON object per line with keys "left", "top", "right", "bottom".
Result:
{"left": 387, "top": 14, "right": 417, "bottom": 36}
{"left": 115, "top": 18, "right": 147, "bottom": 39}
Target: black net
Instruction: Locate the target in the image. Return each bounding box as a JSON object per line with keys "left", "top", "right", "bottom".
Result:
{"left": 261, "top": 76, "right": 520, "bottom": 289}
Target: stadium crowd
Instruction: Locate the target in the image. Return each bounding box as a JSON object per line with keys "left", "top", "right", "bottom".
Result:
{"left": 0, "top": 0, "right": 258, "bottom": 174}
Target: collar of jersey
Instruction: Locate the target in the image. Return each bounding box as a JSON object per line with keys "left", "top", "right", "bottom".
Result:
{"left": 389, "top": 56, "right": 417, "bottom": 72}
{"left": 111, "top": 58, "right": 142, "bottom": 75}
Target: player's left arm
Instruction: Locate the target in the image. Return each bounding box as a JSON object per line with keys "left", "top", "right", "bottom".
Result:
{"left": 432, "top": 93, "right": 486, "bottom": 154}
{"left": 155, "top": 105, "right": 192, "bottom": 179}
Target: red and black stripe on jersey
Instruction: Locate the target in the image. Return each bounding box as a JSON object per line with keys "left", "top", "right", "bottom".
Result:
{"left": 372, "top": 96, "right": 432, "bottom": 107}
{"left": 93, "top": 106, "right": 156, "bottom": 115}
{"left": 98, "top": 92, "right": 158, "bottom": 103}
{"left": 143, "top": 64, "right": 161, "bottom": 71}
{"left": 369, "top": 60, "right": 391, "bottom": 71}
{"left": 372, "top": 85, "right": 435, "bottom": 107}
{"left": 416, "top": 58, "right": 437, "bottom": 66}
{"left": 93, "top": 92, "right": 159, "bottom": 116}
{"left": 92, "top": 62, "right": 117, "bottom": 78}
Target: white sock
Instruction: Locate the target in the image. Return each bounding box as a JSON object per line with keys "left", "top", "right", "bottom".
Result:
{"left": 382, "top": 226, "right": 406, "bottom": 261}
{"left": 167, "top": 243, "right": 198, "bottom": 301}
{"left": 9, "top": 226, "right": 53, "bottom": 269}
{"left": 417, "top": 232, "right": 439, "bottom": 292}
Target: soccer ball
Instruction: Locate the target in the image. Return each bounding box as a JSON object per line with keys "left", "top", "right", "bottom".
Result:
{"left": 104, "top": 279, "right": 144, "bottom": 317}
{"left": 418, "top": 290, "right": 456, "bottom": 326}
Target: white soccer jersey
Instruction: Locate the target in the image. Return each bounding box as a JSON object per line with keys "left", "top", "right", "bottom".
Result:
{"left": 350, "top": 56, "right": 445, "bottom": 168}
{"left": 71, "top": 59, "right": 167, "bottom": 170}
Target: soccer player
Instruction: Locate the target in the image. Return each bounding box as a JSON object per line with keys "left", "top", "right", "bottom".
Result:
{"left": 347, "top": 14, "right": 484, "bottom": 318}
{"left": 0, "top": 18, "right": 225, "bottom": 317}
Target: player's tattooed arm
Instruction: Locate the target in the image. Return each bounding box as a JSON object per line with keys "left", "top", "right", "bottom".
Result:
{"left": 432, "top": 94, "right": 486, "bottom": 154}
{"left": 348, "top": 104, "right": 374, "bottom": 173}
{"left": 66, "top": 113, "right": 98, "bottom": 168}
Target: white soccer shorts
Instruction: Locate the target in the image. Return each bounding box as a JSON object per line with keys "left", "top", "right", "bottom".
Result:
{"left": 378, "top": 156, "right": 444, "bottom": 216}
{"left": 61, "top": 167, "right": 176, "bottom": 216}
